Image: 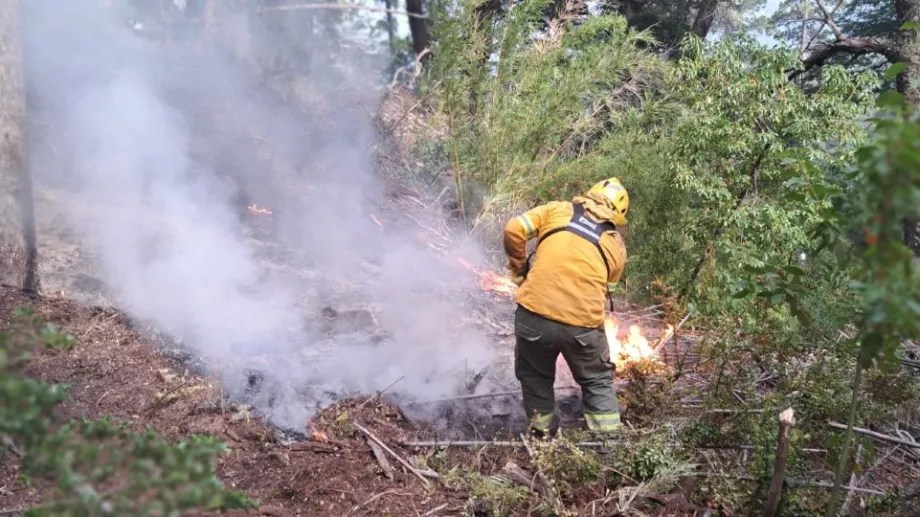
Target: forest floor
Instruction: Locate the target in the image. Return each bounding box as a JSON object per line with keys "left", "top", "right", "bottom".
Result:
{"left": 0, "top": 285, "right": 686, "bottom": 517}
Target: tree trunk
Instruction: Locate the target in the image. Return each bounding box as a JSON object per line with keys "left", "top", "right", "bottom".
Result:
{"left": 691, "top": 0, "right": 719, "bottom": 39}
{"left": 384, "top": 0, "right": 396, "bottom": 55}
{"left": 406, "top": 0, "right": 430, "bottom": 56}
{"left": 0, "top": 0, "right": 39, "bottom": 292}
{"left": 896, "top": 0, "right": 920, "bottom": 257}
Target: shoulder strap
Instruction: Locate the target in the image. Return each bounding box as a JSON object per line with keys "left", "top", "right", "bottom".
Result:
{"left": 525, "top": 203, "right": 616, "bottom": 280}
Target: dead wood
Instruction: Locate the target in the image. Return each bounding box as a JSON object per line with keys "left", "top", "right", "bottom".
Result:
{"left": 345, "top": 490, "right": 412, "bottom": 516}
{"left": 367, "top": 438, "right": 395, "bottom": 480}
{"left": 501, "top": 461, "right": 546, "bottom": 494}
{"left": 405, "top": 384, "right": 609, "bottom": 406}
{"left": 355, "top": 423, "right": 430, "bottom": 487}
{"left": 404, "top": 439, "right": 608, "bottom": 448}
{"left": 257, "top": 504, "right": 292, "bottom": 517}
{"left": 828, "top": 421, "right": 920, "bottom": 450}
{"left": 288, "top": 441, "right": 338, "bottom": 453}
{"left": 764, "top": 408, "right": 795, "bottom": 517}
{"left": 420, "top": 503, "right": 449, "bottom": 517}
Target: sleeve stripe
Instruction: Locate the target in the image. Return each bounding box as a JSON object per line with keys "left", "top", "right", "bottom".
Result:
{"left": 517, "top": 215, "right": 536, "bottom": 238}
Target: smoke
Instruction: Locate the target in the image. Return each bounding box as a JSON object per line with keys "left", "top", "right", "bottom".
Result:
{"left": 22, "top": 1, "right": 498, "bottom": 430}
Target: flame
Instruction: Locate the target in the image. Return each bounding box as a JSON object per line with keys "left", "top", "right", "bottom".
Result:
{"left": 456, "top": 258, "right": 518, "bottom": 297}
{"left": 247, "top": 204, "right": 272, "bottom": 216}
{"left": 308, "top": 422, "right": 330, "bottom": 443}
{"left": 604, "top": 315, "right": 659, "bottom": 369}
{"left": 478, "top": 271, "right": 518, "bottom": 296}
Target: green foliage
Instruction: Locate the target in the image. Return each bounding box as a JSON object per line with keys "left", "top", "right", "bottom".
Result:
{"left": 440, "top": 464, "right": 533, "bottom": 516}
{"left": 612, "top": 426, "right": 686, "bottom": 482}
{"left": 657, "top": 36, "right": 878, "bottom": 309}
{"left": 425, "top": 0, "right": 666, "bottom": 220}
{"left": 529, "top": 433, "right": 602, "bottom": 498}
{"left": 0, "top": 308, "right": 256, "bottom": 515}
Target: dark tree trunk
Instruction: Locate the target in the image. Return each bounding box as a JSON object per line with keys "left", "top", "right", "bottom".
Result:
{"left": 0, "top": 0, "right": 39, "bottom": 292}
{"left": 691, "top": 0, "right": 719, "bottom": 39}
{"left": 896, "top": 0, "right": 920, "bottom": 257}
{"left": 384, "top": 0, "right": 396, "bottom": 55}
{"left": 406, "top": 0, "right": 430, "bottom": 56}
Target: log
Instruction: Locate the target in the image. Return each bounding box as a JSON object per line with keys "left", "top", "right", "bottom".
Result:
{"left": 289, "top": 441, "right": 338, "bottom": 453}
{"left": 828, "top": 421, "right": 920, "bottom": 449}
{"left": 764, "top": 408, "right": 795, "bottom": 517}
{"left": 404, "top": 385, "right": 617, "bottom": 406}
{"left": 404, "top": 440, "right": 608, "bottom": 448}
{"left": 367, "top": 438, "right": 395, "bottom": 480}
{"left": 501, "top": 461, "right": 546, "bottom": 494}
{"left": 354, "top": 423, "right": 430, "bottom": 487}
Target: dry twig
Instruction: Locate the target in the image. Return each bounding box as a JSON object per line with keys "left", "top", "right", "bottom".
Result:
{"left": 345, "top": 490, "right": 411, "bottom": 516}
{"left": 355, "top": 423, "right": 430, "bottom": 487}
{"left": 828, "top": 421, "right": 920, "bottom": 449}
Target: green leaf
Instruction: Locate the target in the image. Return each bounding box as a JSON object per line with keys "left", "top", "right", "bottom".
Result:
{"left": 876, "top": 90, "right": 905, "bottom": 109}
{"left": 732, "top": 287, "right": 751, "bottom": 299}
{"left": 883, "top": 62, "right": 907, "bottom": 80}
{"left": 900, "top": 21, "right": 920, "bottom": 32}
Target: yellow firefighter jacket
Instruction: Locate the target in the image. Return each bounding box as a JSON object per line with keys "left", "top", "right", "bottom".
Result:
{"left": 504, "top": 200, "right": 626, "bottom": 329}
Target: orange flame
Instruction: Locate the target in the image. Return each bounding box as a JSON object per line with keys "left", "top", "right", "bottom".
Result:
{"left": 604, "top": 315, "right": 660, "bottom": 369}
{"left": 248, "top": 204, "right": 272, "bottom": 216}
{"left": 308, "top": 422, "right": 330, "bottom": 443}
{"left": 456, "top": 258, "right": 518, "bottom": 297}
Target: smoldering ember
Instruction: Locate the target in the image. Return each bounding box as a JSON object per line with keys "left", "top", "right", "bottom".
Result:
{"left": 1, "top": 1, "right": 919, "bottom": 516}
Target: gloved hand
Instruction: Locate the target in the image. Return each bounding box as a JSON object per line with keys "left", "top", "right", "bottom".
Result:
{"left": 507, "top": 264, "right": 525, "bottom": 286}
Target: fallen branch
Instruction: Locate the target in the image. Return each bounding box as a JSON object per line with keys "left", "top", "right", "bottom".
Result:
{"left": 828, "top": 421, "right": 920, "bottom": 449}
{"left": 420, "top": 503, "right": 449, "bottom": 517}
{"left": 501, "top": 461, "right": 546, "bottom": 494}
{"left": 694, "top": 473, "right": 886, "bottom": 496}
{"left": 404, "top": 384, "right": 616, "bottom": 406}
{"left": 346, "top": 490, "right": 411, "bottom": 516}
{"left": 367, "top": 438, "right": 395, "bottom": 480}
{"left": 289, "top": 441, "right": 338, "bottom": 453}
{"left": 404, "top": 439, "right": 608, "bottom": 448}
{"left": 355, "top": 423, "right": 430, "bottom": 487}
{"left": 764, "top": 408, "right": 795, "bottom": 517}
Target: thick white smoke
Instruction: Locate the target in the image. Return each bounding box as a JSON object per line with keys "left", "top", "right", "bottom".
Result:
{"left": 23, "top": 1, "right": 499, "bottom": 430}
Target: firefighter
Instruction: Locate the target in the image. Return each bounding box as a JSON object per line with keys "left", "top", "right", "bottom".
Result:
{"left": 503, "top": 177, "right": 629, "bottom": 436}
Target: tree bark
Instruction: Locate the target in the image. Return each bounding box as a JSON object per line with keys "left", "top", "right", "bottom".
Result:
{"left": 763, "top": 408, "right": 796, "bottom": 517}
{"left": 384, "top": 0, "right": 396, "bottom": 55}
{"left": 406, "top": 0, "right": 430, "bottom": 56}
{"left": 691, "top": 0, "right": 719, "bottom": 39}
{"left": 896, "top": 0, "right": 920, "bottom": 257}
{"left": 0, "top": 0, "right": 39, "bottom": 292}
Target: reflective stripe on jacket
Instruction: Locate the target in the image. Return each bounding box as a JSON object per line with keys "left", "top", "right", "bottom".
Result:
{"left": 503, "top": 201, "right": 627, "bottom": 328}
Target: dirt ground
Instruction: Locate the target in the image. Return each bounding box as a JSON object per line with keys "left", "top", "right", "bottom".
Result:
{"left": 0, "top": 285, "right": 478, "bottom": 516}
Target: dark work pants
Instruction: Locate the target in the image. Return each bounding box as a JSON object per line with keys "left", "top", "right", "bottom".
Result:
{"left": 514, "top": 305, "right": 621, "bottom": 433}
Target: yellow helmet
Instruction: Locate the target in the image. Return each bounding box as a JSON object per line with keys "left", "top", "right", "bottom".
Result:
{"left": 587, "top": 177, "right": 629, "bottom": 226}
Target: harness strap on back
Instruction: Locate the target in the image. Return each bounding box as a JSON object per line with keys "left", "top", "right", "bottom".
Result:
{"left": 523, "top": 203, "right": 615, "bottom": 280}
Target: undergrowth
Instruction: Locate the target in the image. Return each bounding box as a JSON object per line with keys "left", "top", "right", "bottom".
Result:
{"left": 0, "top": 307, "right": 256, "bottom": 516}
